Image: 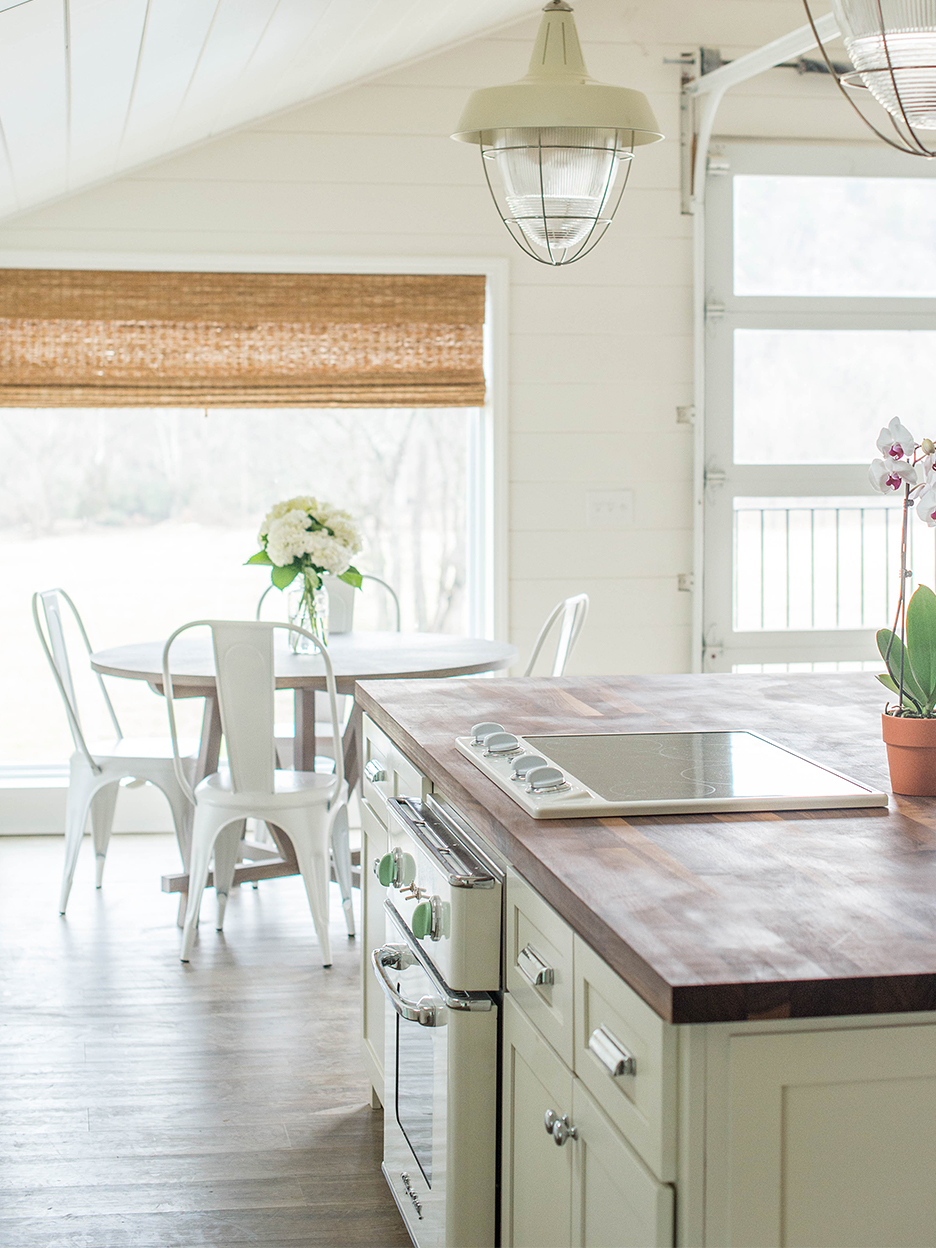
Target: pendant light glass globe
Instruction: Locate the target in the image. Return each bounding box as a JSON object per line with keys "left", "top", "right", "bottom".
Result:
{"left": 452, "top": 2, "right": 662, "bottom": 266}
{"left": 484, "top": 126, "right": 633, "bottom": 256}
{"left": 833, "top": 0, "right": 936, "bottom": 129}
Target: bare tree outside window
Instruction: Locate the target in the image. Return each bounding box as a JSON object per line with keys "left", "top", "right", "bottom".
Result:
{"left": 1, "top": 407, "right": 474, "bottom": 764}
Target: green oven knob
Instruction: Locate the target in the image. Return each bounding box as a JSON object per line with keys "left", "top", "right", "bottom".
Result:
{"left": 412, "top": 896, "right": 442, "bottom": 941}
{"left": 377, "top": 852, "right": 397, "bottom": 887}
{"left": 412, "top": 900, "right": 432, "bottom": 939}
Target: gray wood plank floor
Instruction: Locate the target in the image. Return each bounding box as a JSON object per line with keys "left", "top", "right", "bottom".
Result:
{"left": 0, "top": 833, "right": 410, "bottom": 1248}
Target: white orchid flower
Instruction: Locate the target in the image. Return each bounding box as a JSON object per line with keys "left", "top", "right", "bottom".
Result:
{"left": 876, "top": 418, "right": 916, "bottom": 462}
{"left": 918, "top": 483, "right": 936, "bottom": 527}
{"left": 869, "top": 457, "right": 917, "bottom": 494}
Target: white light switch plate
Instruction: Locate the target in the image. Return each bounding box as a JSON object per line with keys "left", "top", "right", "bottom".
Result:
{"left": 586, "top": 489, "right": 634, "bottom": 529}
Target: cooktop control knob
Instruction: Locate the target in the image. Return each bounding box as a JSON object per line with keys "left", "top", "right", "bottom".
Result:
{"left": 470, "top": 721, "right": 504, "bottom": 745}
{"left": 511, "top": 753, "right": 548, "bottom": 781}
{"left": 527, "top": 765, "right": 568, "bottom": 794}
{"left": 484, "top": 732, "right": 522, "bottom": 757}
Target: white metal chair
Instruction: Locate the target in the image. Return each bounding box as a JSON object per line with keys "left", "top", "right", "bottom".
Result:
{"left": 163, "top": 620, "right": 352, "bottom": 965}
{"left": 256, "top": 573, "right": 402, "bottom": 771}
{"left": 32, "top": 588, "right": 197, "bottom": 916}
{"left": 523, "top": 593, "right": 590, "bottom": 677}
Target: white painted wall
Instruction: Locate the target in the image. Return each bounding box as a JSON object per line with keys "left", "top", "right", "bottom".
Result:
{"left": 0, "top": 0, "right": 868, "bottom": 677}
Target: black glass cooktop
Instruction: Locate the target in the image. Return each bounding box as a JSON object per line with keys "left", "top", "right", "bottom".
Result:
{"left": 521, "top": 731, "right": 876, "bottom": 805}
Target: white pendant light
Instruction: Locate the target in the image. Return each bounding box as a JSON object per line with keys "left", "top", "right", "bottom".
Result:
{"left": 806, "top": 0, "right": 936, "bottom": 154}
{"left": 451, "top": 1, "right": 663, "bottom": 265}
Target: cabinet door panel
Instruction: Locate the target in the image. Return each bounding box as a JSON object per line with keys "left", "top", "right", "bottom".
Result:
{"left": 572, "top": 1080, "right": 675, "bottom": 1248}
{"left": 503, "top": 995, "right": 574, "bottom": 1248}
{"left": 507, "top": 868, "right": 575, "bottom": 1066}
{"left": 573, "top": 936, "right": 676, "bottom": 1181}
{"left": 722, "top": 1023, "right": 936, "bottom": 1247}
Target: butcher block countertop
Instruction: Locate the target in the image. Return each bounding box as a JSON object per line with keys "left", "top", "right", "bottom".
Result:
{"left": 355, "top": 672, "right": 936, "bottom": 1025}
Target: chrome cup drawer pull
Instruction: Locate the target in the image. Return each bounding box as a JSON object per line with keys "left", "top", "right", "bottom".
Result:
{"left": 364, "top": 758, "right": 387, "bottom": 784}
{"left": 517, "top": 943, "right": 555, "bottom": 987}
{"left": 588, "top": 1025, "right": 636, "bottom": 1078}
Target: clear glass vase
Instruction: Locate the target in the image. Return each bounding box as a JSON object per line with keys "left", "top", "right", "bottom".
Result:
{"left": 287, "top": 574, "right": 329, "bottom": 653}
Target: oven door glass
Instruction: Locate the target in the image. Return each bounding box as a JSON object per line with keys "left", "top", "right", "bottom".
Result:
{"left": 393, "top": 955, "right": 445, "bottom": 1185}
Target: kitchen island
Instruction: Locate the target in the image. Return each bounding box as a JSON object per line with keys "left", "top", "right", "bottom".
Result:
{"left": 357, "top": 673, "right": 936, "bottom": 1248}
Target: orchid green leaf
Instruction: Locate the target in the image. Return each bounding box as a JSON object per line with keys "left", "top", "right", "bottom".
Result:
{"left": 877, "top": 628, "right": 926, "bottom": 712}
{"left": 907, "top": 584, "right": 936, "bottom": 712}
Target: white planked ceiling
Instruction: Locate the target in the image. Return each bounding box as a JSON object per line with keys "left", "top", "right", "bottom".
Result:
{"left": 0, "top": 0, "right": 540, "bottom": 223}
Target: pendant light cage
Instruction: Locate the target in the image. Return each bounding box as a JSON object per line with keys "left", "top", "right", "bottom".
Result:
{"left": 478, "top": 127, "right": 636, "bottom": 266}
{"left": 804, "top": 0, "right": 936, "bottom": 156}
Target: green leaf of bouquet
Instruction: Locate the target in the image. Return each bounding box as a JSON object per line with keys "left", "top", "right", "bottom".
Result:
{"left": 271, "top": 563, "right": 300, "bottom": 590}
{"left": 907, "top": 584, "right": 936, "bottom": 707}
{"left": 339, "top": 566, "right": 363, "bottom": 589}
{"left": 245, "top": 550, "right": 272, "bottom": 566}
{"left": 877, "top": 628, "right": 926, "bottom": 711}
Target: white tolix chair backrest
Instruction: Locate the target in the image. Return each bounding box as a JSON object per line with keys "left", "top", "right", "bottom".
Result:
{"left": 162, "top": 620, "right": 344, "bottom": 804}
{"left": 32, "top": 588, "right": 122, "bottom": 772}
{"left": 523, "top": 593, "right": 590, "bottom": 678}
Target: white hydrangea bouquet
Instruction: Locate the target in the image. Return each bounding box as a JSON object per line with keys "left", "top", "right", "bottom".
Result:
{"left": 247, "top": 496, "right": 363, "bottom": 646}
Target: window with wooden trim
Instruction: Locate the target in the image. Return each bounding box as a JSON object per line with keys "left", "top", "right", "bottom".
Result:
{"left": 0, "top": 268, "right": 490, "bottom": 774}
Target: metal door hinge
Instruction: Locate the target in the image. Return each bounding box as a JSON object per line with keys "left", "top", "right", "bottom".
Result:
{"left": 676, "top": 404, "right": 696, "bottom": 426}
{"left": 704, "top": 466, "right": 727, "bottom": 487}
{"left": 705, "top": 300, "right": 726, "bottom": 320}
{"left": 707, "top": 155, "right": 730, "bottom": 175}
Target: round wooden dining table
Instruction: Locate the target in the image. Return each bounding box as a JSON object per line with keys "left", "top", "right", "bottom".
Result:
{"left": 91, "top": 630, "right": 518, "bottom": 788}
{"left": 91, "top": 630, "right": 517, "bottom": 911}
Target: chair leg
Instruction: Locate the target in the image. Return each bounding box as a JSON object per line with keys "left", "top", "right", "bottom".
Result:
{"left": 329, "top": 802, "right": 355, "bottom": 938}
{"left": 180, "top": 812, "right": 222, "bottom": 962}
{"left": 212, "top": 823, "right": 242, "bottom": 931}
{"left": 163, "top": 784, "right": 194, "bottom": 872}
{"left": 89, "top": 782, "right": 119, "bottom": 889}
{"left": 279, "top": 814, "right": 332, "bottom": 968}
{"left": 59, "top": 764, "right": 98, "bottom": 915}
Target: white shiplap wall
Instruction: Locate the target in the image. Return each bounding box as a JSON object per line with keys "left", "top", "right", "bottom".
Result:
{"left": 0, "top": 0, "right": 868, "bottom": 675}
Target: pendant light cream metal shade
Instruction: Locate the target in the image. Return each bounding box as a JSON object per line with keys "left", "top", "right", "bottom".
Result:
{"left": 452, "top": 1, "right": 662, "bottom": 265}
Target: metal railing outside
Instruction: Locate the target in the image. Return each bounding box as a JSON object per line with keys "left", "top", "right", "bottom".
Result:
{"left": 733, "top": 496, "right": 936, "bottom": 632}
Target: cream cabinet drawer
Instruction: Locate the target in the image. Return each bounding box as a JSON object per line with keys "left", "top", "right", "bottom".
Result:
{"left": 572, "top": 937, "right": 676, "bottom": 1182}
{"left": 362, "top": 714, "right": 428, "bottom": 811}
{"left": 506, "top": 869, "right": 575, "bottom": 1067}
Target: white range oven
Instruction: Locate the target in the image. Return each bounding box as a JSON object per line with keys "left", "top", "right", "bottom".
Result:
{"left": 371, "top": 792, "right": 503, "bottom": 1248}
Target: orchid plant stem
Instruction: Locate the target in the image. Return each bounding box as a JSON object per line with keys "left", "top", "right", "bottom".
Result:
{"left": 884, "top": 484, "right": 912, "bottom": 713}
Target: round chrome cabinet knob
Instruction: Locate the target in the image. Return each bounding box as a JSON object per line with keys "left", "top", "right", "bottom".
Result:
{"left": 526, "top": 765, "right": 568, "bottom": 794}
{"left": 511, "top": 753, "right": 547, "bottom": 781}
{"left": 483, "top": 731, "right": 522, "bottom": 757}
{"left": 470, "top": 721, "right": 504, "bottom": 745}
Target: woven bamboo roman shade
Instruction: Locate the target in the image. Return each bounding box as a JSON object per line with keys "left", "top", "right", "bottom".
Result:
{"left": 0, "top": 269, "right": 487, "bottom": 407}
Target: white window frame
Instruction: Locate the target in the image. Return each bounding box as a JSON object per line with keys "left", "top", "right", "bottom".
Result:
{"left": 0, "top": 250, "right": 508, "bottom": 827}
{"left": 700, "top": 141, "right": 936, "bottom": 672}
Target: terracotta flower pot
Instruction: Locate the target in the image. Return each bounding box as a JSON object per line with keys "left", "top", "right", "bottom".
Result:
{"left": 881, "top": 712, "right": 936, "bottom": 795}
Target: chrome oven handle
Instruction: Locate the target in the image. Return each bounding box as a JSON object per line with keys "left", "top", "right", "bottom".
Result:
{"left": 372, "top": 944, "right": 447, "bottom": 1028}
{"left": 386, "top": 798, "right": 495, "bottom": 889}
